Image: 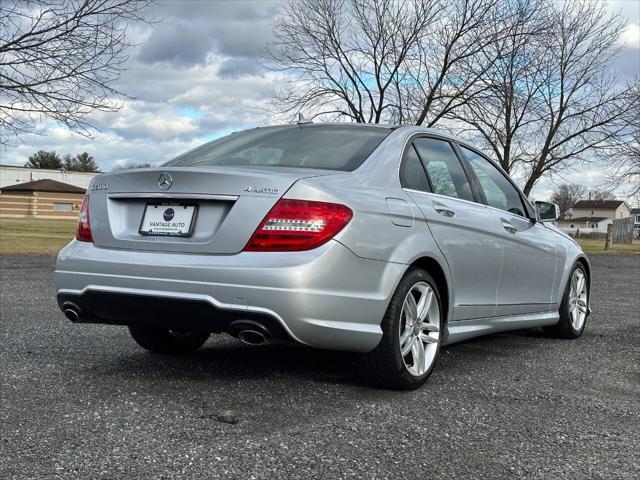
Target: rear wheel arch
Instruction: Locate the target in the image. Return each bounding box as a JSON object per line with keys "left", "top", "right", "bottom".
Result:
{"left": 575, "top": 255, "right": 591, "bottom": 299}
{"left": 575, "top": 256, "right": 591, "bottom": 285}
{"left": 406, "top": 257, "right": 451, "bottom": 327}
{"left": 545, "top": 257, "right": 590, "bottom": 338}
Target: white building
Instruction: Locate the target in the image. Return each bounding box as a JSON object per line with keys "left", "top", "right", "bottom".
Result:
{"left": 558, "top": 216, "right": 612, "bottom": 234}
{"left": 0, "top": 164, "right": 99, "bottom": 190}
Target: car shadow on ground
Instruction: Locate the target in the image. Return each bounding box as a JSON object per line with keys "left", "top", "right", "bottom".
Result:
{"left": 86, "top": 328, "right": 549, "bottom": 389}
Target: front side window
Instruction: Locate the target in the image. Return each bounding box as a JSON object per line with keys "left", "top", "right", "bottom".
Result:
{"left": 164, "top": 125, "right": 391, "bottom": 171}
{"left": 400, "top": 144, "right": 431, "bottom": 192}
{"left": 413, "top": 138, "right": 474, "bottom": 202}
{"left": 459, "top": 146, "right": 526, "bottom": 217}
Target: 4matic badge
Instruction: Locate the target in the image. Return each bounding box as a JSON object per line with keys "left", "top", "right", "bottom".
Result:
{"left": 244, "top": 186, "right": 278, "bottom": 195}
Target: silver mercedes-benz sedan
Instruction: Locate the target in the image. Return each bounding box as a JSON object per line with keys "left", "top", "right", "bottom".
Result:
{"left": 55, "top": 123, "right": 591, "bottom": 389}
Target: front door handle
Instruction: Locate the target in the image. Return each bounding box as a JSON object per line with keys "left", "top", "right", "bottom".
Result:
{"left": 501, "top": 219, "right": 517, "bottom": 234}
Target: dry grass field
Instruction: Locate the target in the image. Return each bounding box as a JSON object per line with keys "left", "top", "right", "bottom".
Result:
{"left": 576, "top": 238, "right": 640, "bottom": 255}
{"left": 0, "top": 218, "right": 76, "bottom": 255}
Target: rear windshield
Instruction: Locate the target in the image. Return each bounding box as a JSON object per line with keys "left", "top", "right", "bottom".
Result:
{"left": 164, "top": 125, "right": 391, "bottom": 171}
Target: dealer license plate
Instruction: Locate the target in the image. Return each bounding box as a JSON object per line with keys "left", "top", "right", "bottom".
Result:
{"left": 139, "top": 203, "right": 197, "bottom": 237}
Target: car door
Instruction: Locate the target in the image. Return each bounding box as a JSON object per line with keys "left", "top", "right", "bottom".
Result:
{"left": 458, "top": 146, "right": 557, "bottom": 316}
{"left": 400, "top": 136, "right": 502, "bottom": 321}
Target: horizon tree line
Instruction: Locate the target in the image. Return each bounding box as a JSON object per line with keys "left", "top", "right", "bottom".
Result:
{"left": 23, "top": 150, "right": 152, "bottom": 172}
{"left": 25, "top": 150, "right": 100, "bottom": 173}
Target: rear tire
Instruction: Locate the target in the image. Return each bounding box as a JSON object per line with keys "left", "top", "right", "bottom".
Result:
{"left": 128, "top": 326, "right": 210, "bottom": 354}
{"left": 359, "top": 268, "right": 443, "bottom": 390}
{"left": 544, "top": 264, "right": 589, "bottom": 339}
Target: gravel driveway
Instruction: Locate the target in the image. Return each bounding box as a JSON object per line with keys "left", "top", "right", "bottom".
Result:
{"left": 1, "top": 254, "right": 638, "bottom": 479}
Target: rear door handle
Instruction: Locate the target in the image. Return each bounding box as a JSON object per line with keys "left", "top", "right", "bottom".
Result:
{"left": 433, "top": 202, "right": 455, "bottom": 217}
{"left": 435, "top": 207, "right": 455, "bottom": 217}
{"left": 501, "top": 219, "right": 517, "bottom": 234}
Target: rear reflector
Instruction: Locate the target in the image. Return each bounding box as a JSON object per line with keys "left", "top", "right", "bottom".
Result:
{"left": 244, "top": 199, "right": 353, "bottom": 251}
{"left": 76, "top": 195, "right": 93, "bottom": 242}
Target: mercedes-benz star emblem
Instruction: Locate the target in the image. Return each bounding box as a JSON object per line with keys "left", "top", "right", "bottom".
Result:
{"left": 158, "top": 172, "right": 173, "bottom": 190}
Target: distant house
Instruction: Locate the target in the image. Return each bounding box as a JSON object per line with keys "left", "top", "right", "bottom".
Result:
{"left": 0, "top": 179, "right": 86, "bottom": 219}
{"left": 557, "top": 200, "right": 632, "bottom": 235}
{"left": 571, "top": 200, "right": 631, "bottom": 220}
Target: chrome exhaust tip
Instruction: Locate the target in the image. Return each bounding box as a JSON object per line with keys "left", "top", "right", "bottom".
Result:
{"left": 63, "top": 308, "right": 80, "bottom": 322}
{"left": 238, "top": 329, "right": 267, "bottom": 346}
{"left": 62, "top": 302, "right": 83, "bottom": 322}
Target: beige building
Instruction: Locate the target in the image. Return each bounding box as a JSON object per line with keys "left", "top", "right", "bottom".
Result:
{"left": 570, "top": 200, "right": 631, "bottom": 220}
{"left": 0, "top": 179, "right": 85, "bottom": 219}
{"left": 557, "top": 200, "right": 632, "bottom": 234}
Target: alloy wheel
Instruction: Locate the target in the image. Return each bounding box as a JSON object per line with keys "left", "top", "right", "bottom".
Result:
{"left": 568, "top": 268, "right": 588, "bottom": 331}
{"left": 399, "top": 282, "right": 441, "bottom": 377}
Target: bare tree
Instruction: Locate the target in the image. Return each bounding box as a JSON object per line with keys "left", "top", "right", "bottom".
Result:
{"left": 0, "top": 0, "right": 154, "bottom": 145}
{"left": 399, "top": 0, "right": 504, "bottom": 126}
{"left": 456, "top": 0, "right": 635, "bottom": 195}
{"left": 590, "top": 188, "right": 616, "bottom": 202}
{"left": 270, "top": 0, "right": 634, "bottom": 197}
{"left": 452, "top": 0, "right": 549, "bottom": 174}
{"left": 269, "top": 0, "right": 504, "bottom": 125}
{"left": 269, "top": 0, "right": 439, "bottom": 123}
{"left": 550, "top": 183, "right": 587, "bottom": 219}
{"left": 598, "top": 83, "right": 640, "bottom": 201}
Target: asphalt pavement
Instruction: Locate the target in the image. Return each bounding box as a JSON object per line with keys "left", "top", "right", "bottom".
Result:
{"left": 1, "top": 254, "right": 639, "bottom": 479}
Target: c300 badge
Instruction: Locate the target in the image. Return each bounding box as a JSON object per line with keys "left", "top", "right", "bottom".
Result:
{"left": 91, "top": 183, "right": 108, "bottom": 192}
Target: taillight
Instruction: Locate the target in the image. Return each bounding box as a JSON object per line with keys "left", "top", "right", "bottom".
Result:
{"left": 244, "top": 199, "right": 353, "bottom": 252}
{"left": 76, "top": 195, "right": 93, "bottom": 242}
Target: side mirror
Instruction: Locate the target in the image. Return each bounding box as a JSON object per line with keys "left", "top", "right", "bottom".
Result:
{"left": 535, "top": 201, "right": 560, "bottom": 222}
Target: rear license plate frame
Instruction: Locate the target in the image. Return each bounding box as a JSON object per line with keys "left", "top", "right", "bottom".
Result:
{"left": 138, "top": 202, "right": 198, "bottom": 237}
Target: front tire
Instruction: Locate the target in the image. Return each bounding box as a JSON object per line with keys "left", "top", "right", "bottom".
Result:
{"left": 359, "top": 268, "right": 443, "bottom": 390}
{"left": 544, "top": 264, "right": 589, "bottom": 339}
{"left": 129, "top": 326, "right": 210, "bottom": 354}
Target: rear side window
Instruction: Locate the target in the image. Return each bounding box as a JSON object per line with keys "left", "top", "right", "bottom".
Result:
{"left": 164, "top": 125, "right": 391, "bottom": 171}
{"left": 459, "top": 146, "right": 526, "bottom": 217}
{"left": 400, "top": 145, "right": 431, "bottom": 192}
{"left": 413, "top": 138, "right": 474, "bottom": 202}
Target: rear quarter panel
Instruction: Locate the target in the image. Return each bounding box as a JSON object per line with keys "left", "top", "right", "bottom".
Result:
{"left": 284, "top": 132, "right": 454, "bottom": 321}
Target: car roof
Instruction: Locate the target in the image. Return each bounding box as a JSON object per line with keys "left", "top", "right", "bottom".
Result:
{"left": 272, "top": 122, "right": 475, "bottom": 147}
{"left": 250, "top": 122, "right": 475, "bottom": 147}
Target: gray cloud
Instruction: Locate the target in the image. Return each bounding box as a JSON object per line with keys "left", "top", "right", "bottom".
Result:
{"left": 612, "top": 46, "right": 640, "bottom": 84}
{"left": 217, "top": 57, "right": 263, "bottom": 78}
{"left": 138, "top": 22, "right": 215, "bottom": 66}
{"left": 138, "top": 0, "right": 278, "bottom": 68}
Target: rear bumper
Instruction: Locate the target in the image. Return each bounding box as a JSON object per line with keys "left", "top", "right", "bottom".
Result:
{"left": 57, "top": 290, "right": 292, "bottom": 339}
{"left": 54, "top": 240, "right": 405, "bottom": 352}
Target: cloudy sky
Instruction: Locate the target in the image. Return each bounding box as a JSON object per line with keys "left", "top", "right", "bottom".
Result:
{"left": 1, "top": 0, "right": 638, "bottom": 199}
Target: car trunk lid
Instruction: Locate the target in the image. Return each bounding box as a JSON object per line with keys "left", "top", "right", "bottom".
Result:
{"left": 88, "top": 166, "right": 331, "bottom": 254}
